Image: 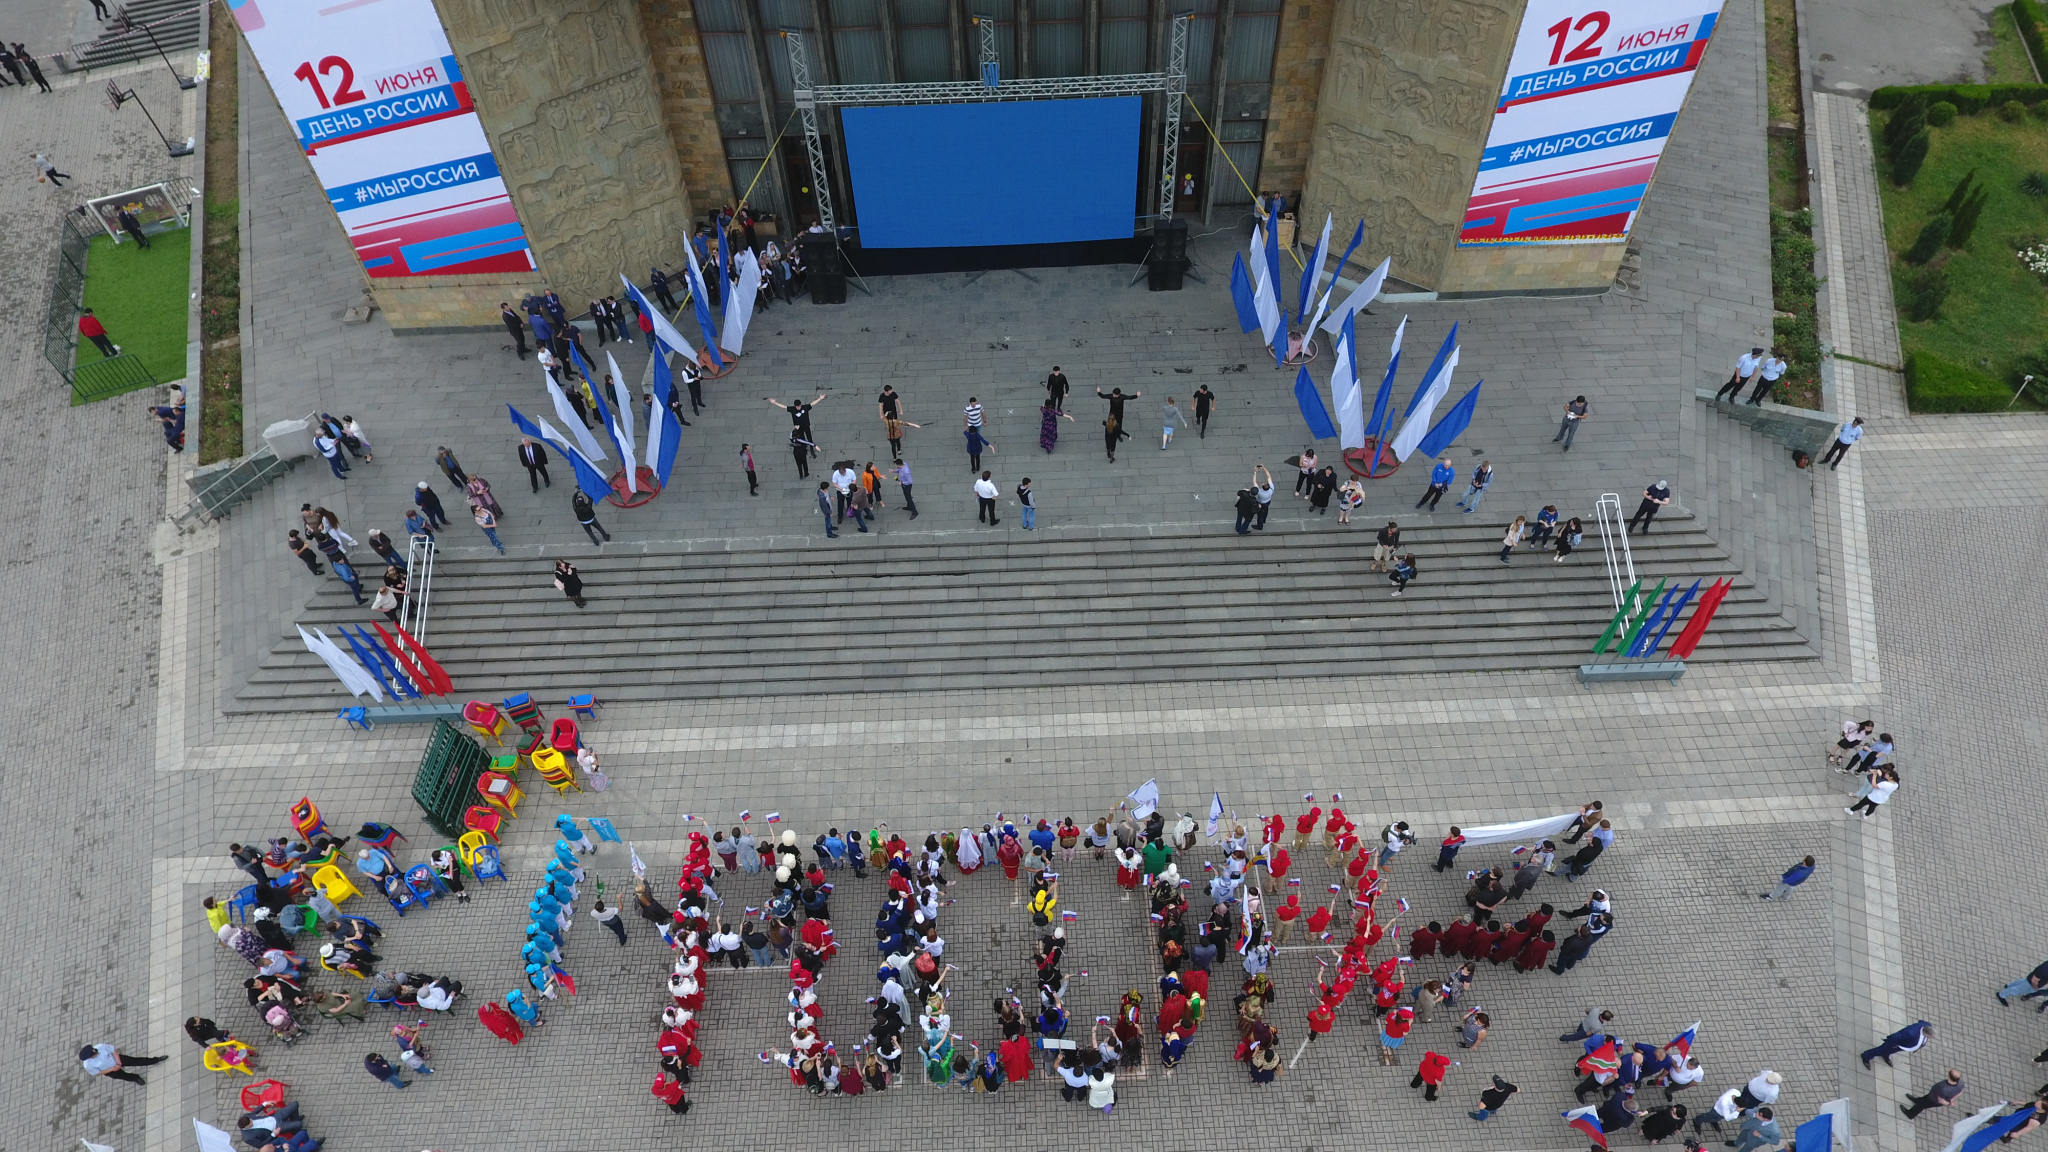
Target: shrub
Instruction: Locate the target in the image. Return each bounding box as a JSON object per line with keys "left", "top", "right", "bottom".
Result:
{"left": 2023, "top": 172, "right": 2048, "bottom": 197}
{"left": 1871, "top": 83, "right": 2048, "bottom": 115}
{"left": 1941, "top": 169, "right": 1979, "bottom": 214}
{"left": 1904, "top": 212, "right": 1952, "bottom": 263}
{"left": 2017, "top": 0, "right": 2048, "bottom": 75}
{"left": 2021, "top": 240, "right": 2048, "bottom": 280}
{"left": 1949, "top": 187, "right": 1991, "bottom": 248}
{"left": 1885, "top": 95, "right": 1928, "bottom": 151}
{"left": 1891, "top": 129, "right": 1931, "bottom": 185}
{"left": 1905, "top": 262, "right": 1951, "bottom": 321}
{"left": 2035, "top": 101, "right": 2048, "bottom": 121}
{"left": 2000, "top": 99, "right": 2029, "bottom": 122}
{"left": 1904, "top": 350, "right": 2011, "bottom": 411}
{"left": 2016, "top": 341, "right": 2048, "bottom": 386}
{"left": 1928, "top": 101, "right": 1958, "bottom": 126}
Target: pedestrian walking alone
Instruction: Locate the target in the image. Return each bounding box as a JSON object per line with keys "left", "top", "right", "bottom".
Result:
{"left": 593, "top": 900, "right": 628, "bottom": 945}
{"left": 80, "top": 1043, "right": 167, "bottom": 1085}
{"left": 1192, "top": 384, "right": 1215, "bottom": 437}
{"left": 415, "top": 482, "right": 449, "bottom": 528}
{"left": 895, "top": 458, "right": 919, "bottom": 519}
{"left": 572, "top": 489, "right": 611, "bottom": 544}
{"left": 1760, "top": 856, "right": 1816, "bottom": 900}
{"left": 1901, "top": 1070, "right": 1964, "bottom": 1119}
{"left": 1038, "top": 404, "right": 1073, "bottom": 453}
{"left": 33, "top": 153, "right": 69, "bottom": 186}
{"left": 1454, "top": 461, "right": 1493, "bottom": 513}
{"left": 554, "top": 559, "right": 587, "bottom": 608}
{"left": 1017, "top": 477, "right": 1036, "bottom": 530}
{"left": 1416, "top": 457, "right": 1454, "bottom": 510}
{"left": 518, "top": 438, "right": 550, "bottom": 491}
{"left": 501, "top": 302, "right": 529, "bottom": 359}
{"left": 1046, "top": 366, "right": 1069, "bottom": 410}
{"left": 740, "top": 444, "right": 758, "bottom": 495}
{"left": 1160, "top": 398, "right": 1183, "bottom": 450}
{"left": 1554, "top": 396, "right": 1589, "bottom": 449}
{"left": 974, "top": 471, "right": 1000, "bottom": 526}
{"left": 434, "top": 446, "right": 468, "bottom": 487}
{"left": 1389, "top": 553, "right": 1417, "bottom": 597}
{"left": 817, "top": 483, "right": 838, "bottom": 538}
{"left": 1372, "top": 521, "right": 1400, "bottom": 571}
{"left": 363, "top": 1052, "right": 409, "bottom": 1089}
{"left": 1822, "top": 417, "right": 1864, "bottom": 469}
{"left": 1626, "top": 481, "right": 1671, "bottom": 534}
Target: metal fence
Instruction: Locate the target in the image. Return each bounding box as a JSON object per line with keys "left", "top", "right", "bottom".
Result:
{"left": 71, "top": 354, "right": 159, "bottom": 405}
{"left": 41, "top": 211, "right": 91, "bottom": 384}
{"left": 1594, "top": 492, "right": 1639, "bottom": 622}
{"left": 402, "top": 535, "right": 439, "bottom": 643}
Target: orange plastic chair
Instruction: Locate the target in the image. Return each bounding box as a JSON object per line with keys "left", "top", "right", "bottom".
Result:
{"left": 464, "top": 701, "right": 508, "bottom": 746}
{"left": 477, "top": 772, "right": 523, "bottom": 818}
{"left": 311, "top": 864, "right": 359, "bottom": 904}
{"left": 464, "top": 806, "right": 505, "bottom": 838}
{"left": 204, "top": 1040, "right": 256, "bottom": 1076}
{"left": 240, "top": 1079, "right": 289, "bottom": 1112}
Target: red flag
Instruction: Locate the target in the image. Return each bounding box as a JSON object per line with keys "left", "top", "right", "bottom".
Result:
{"left": 1577, "top": 1038, "right": 1620, "bottom": 1075}
{"left": 393, "top": 625, "right": 454, "bottom": 694}
{"left": 1670, "top": 578, "right": 1731, "bottom": 659}
{"left": 371, "top": 622, "right": 433, "bottom": 694}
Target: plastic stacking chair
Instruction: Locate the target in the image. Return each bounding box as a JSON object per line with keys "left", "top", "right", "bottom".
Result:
{"left": 478, "top": 772, "right": 523, "bottom": 818}
{"left": 227, "top": 884, "right": 261, "bottom": 925}
{"left": 366, "top": 988, "right": 399, "bottom": 1011}
{"left": 338, "top": 707, "right": 374, "bottom": 731}
{"left": 382, "top": 874, "right": 420, "bottom": 917}
{"left": 285, "top": 905, "right": 321, "bottom": 935}
{"left": 358, "top": 822, "right": 408, "bottom": 851}
{"left": 290, "top": 798, "right": 329, "bottom": 840}
{"left": 516, "top": 728, "right": 546, "bottom": 766}
{"left": 469, "top": 843, "right": 508, "bottom": 883}
{"left": 302, "top": 844, "right": 341, "bottom": 871}
{"left": 463, "top": 806, "right": 504, "bottom": 840}
{"left": 531, "top": 747, "right": 580, "bottom": 795}
{"left": 488, "top": 752, "right": 519, "bottom": 778}
{"left": 464, "top": 700, "right": 508, "bottom": 746}
{"left": 502, "top": 693, "right": 544, "bottom": 734}
{"left": 320, "top": 951, "right": 365, "bottom": 978}
{"left": 549, "top": 717, "right": 579, "bottom": 752}
{"left": 311, "top": 865, "right": 359, "bottom": 905}
{"left": 240, "top": 1079, "right": 289, "bottom": 1113}
{"left": 203, "top": 1040, "right": 256, "bottom": 1076}
{"left": 567, "top": 694, "right": 600, "bottom": 720}
{"left": 455, "top": 829, "right": 493, "bottom": 867}
{"left": 406, "top": 863, "right": 446, "bottom": 899}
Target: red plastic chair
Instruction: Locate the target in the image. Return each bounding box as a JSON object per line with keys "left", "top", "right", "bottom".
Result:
{"left": 240, "top": 1079, "right": 289, "bottom": 1113}
{"left": 464, "top": 806, "right": 505, "bottom": 838}
{"left": 290, "top": 799, "right": 327, "bottom": 840}
{"left": 549, "top": 717, "right": 579, "bottom": 752}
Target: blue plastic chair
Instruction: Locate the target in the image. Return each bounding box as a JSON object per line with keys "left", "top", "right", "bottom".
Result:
{"left": 406, "top": 863, "right": 447, "bottom": 899}
{"left": 366, "top": 988, "right": 399, "bottom": 1010}
{"left": 338, "top": 706, "right": 374, "bottom": 731}
{"left": 227, "top": 885, "right": 261, "bottom": 925}
{"left": 470, "top": 844, "right": 508, "bottom": 884}
{"left": 567, "top": 694, "right": 600, "bottom": 720}
{"left": 382, "top": 875, "right": 420, "bottom": 916}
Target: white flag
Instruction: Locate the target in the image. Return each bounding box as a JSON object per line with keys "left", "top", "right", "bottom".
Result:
{"left": 606, "top": 351, "right": 631, "bottom": 444}
{"left": 629, "top": 842, "right": 648, "bottom": 879}
{"left": 1127, "top": 779, "right": 1161, "bottom": 820}
{"left": 545, "top": 373, "right": 607, "bottom": 463}
{"left": 722, "top": 248, "right": 762, "bottom": 355}
{"left": 1206, "top": 793, "right": 1225, "bottom": 837}
{"left": 614, "top": 418, "right": 638, "bottom": 494}
{"left": 534, "top": 414, "right": 609, "bottom": 493}
{"left": 1389, "top": 346, "right": 1457, "bottom": 462}
{"left": 1938, "top": 1104, "right": 2005, "bottom": 1152}
{"left": 299, "top": 626, "right": 382, "bottom": 701}
{"left": 620, "top": 274, "right": 695, "bottom": 360}
{"left": 1321, "top": 256, "right": 1391, "bottom": 334}
{"left": 610, "top": 372, "right": 637, "bottom": 458}
{"left": 1297, "top": 212, "right": 1332, "bottom": 324}
{"left": 1248, "top": 225, "right": 1281, "bottom": 348}
{"left": 1332, "top": 326, "right": 1363, "bottom": 450}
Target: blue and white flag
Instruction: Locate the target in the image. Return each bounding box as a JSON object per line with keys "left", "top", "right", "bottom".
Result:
{"left": 1248, "top": 224, "right": 1282, "bottom": 350}
{"left": 620, "top": 275, "right": 695, "bottom": 361}
{"left": 610, "top": 371, "right": 639, "bottom": 494}
{"left": 1206, "top": 793, "right": 1225, "bottom": 838}
{"left": 607, "top": 351, "right": 634, "bottom": 448}
{"left": 573, "top": 345, "right": 628, "bottom": 469}
{"left": 1321, "top": 256, "right": 1391, "bottom": 335}
{"left": 544, "top": 369, "right": 607, "bottom": 463}
{"left": 1414, "top": 378, "right": 1483, "bottom": 460}
{"left": 683, "top": 256, "right": 724, "bottom": 368}
{"left": 1390, "top": 346, "right": 1459, "bottom": 462}
{"left": 1296, "top": 213, "right": 1331, "bottom": 324}
{"left": 1295, "top": 366, "right": 1337, "bottom": 440}
{"left": 1127, "top": 779, "right": 1160, "bottom": 820}
{"left": 721, "top": 247, "right": 761, "bottom": 356}
{"left": 511, "top": 404, "right": 612, "bottom": 504}
{"left": 1364, "top": 315, "right": 1406, "bottom": 451}
{"left": 1229, "top": 254, "right": 1260, "bottom": 334}
{"left": 1304, "top": 220, "right": 1362, "bottom": 338}
{"left": 1333, "top": 310, "right": 1363, "bottom": 451}
{"left": 647, "top": 349, "right": 681, "bottom": 485}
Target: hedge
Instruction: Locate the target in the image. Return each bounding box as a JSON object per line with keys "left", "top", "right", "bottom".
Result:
{"left": 1903, "top": 350, "right": 2013, "bottom": 412}
{"left": 1871, "top": 83, "right": 2048, "bottom": 114}
{"left": 2016, "top": 0, "right": 2047, "bottom": 80}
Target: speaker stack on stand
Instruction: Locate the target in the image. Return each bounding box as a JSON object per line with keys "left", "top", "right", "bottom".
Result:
{"left": 1147, "top": 218, "right": 1188, "bottom": 291}
{"left": 800, "top": 233, "right": 848, "bottom": 304}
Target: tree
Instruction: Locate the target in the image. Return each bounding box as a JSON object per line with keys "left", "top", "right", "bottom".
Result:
{"left": 1941, "top": 169, "right": 1979, "bottom": 215}
{"left": 1903, "top": 211, "right": 1951, "bottom": 264}
{"left": 1892, "top": 129, "right": 1931, "bottom": 185}
{"left": 1885, "top": 93, "right": 1929, "bottom": 151}
{"left": 1947, "top": 186, "right": 1991, "bottom": 248}
{"left": 1906, "top": 262, "right": 1950, "bottom": 322}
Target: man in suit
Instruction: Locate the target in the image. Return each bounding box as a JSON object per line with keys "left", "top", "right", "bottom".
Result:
{"left": 518, "top": 437, "right": 551, "bottom": 492}
{"left": 1863, "top": 1020, "right": 1933, "bottom": 1068}
{"left": 500, "top": 303, "right": 528, "bottom": 358}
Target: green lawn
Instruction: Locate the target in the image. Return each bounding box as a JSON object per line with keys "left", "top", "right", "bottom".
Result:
{"left": 1872, "top": 108, "right": 2048, "bottom": 400}
{"left": 1986, "top": 5, "right": 2042, "bottom": 83}
{"left": 75, "top": 226, "right": 191, "bottom": 386}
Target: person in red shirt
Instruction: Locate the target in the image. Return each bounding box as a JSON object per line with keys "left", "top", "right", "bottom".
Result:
{"left": 1441, "top": 913, "right": 1478, "bottom": 957}
{"left": 1306, "top": 1002, "right": 1334, "bottom": 1041}
{"left": 1410, "top": 920, "right": 1443, "bottom": 958}
{"left": 1379, "top": 1004, "right": 1414, "bottom": 1065}
{"left": 1463, "top": 919, "right": 1501, "bottom": 962}
{"left": 1273, "top": 893, "right": 1301, "bottom": 945}
{"left": 1411, "top": 1049, "right": 1452, "bottom": 1098}
{"left": 1434, "top": 826, "right": 1466, "bottom": 872}
{"left": 1373, "top": 972, "right": 1404, "bottom": 1015}
{"left": 1323, "top": 807, "right": 1347, "bottom": 850}
{"left": 1513, "top": 929, "right": 1556, "bottom": 972}
{"left": 1266, "top": 846, "right": 1292, "bottom": 881}
{"left": 1305, "top": 904, "right": 1333, "bottom": 938}
{"left": 1327, "top": 823, "right": 1360, "bottom": 868}
{"left": 1354, "top": 917, "right": 1384, "bottom": 960}
{"left": 1292, "top": 806, "right": 1322, "bottom": 851}
{"left": 650, "top": 1071, "right": 689, "bottom": 1113}
{"left": 1492, "top": 919, "right": 1533, "bottom": 964}
{"left": 78, "top": 308, "right": 118, "bottom": 358}
{"left": 1346, "top": 850, "right": 1371, "bottom": 881}
{"left": 1261, "top": 813, "right": 1285, "bottom": 848}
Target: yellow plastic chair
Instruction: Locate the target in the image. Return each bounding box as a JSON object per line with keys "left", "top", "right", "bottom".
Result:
{"left": 464, "top": 700, "right": 508, "bottom": 746}
{"left": 312, "top": 864, "right": 359, "bottom": 905}
{"left": 530, "top": 746, "right": 566, "bottom": 777}
{"left": 204, "top": 1040, "right": 256, "bottom": 1076}
{"left": 457, "top": 830, "right": 493, "bottom": 871}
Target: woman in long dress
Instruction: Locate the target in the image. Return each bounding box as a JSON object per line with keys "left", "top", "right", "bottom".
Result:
{"left": 955, "top": 828, "right": 983, "bottom": 874}
{"left": 1039, "top": 404, "right": 1074, "bottom": 452}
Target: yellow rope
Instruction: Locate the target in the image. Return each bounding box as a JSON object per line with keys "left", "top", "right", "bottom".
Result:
{"left": 1181, "top": 93, "right": 1302, "bottom": 270}
{"left": 676, "top": 109, "right": 798, "bottom": 321}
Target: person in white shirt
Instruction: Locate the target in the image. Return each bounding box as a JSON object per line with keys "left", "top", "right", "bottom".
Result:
{"left": 1848, "top": 767, "right": 1899, "bottom": 818}
{"left": 828, "top": 464, "right": 858, "bottom": 522}
{"left": 1746, "top": 347, "right": 1789, "bottom": 405}
{"left": 973, "top": 471, "right": 1000, "bottom": 526}
{"left": 1695, "top": 1085, "right": 1745, "bottom": 1136}
{"left": 1663, "top": 1055, "right": 1705, "bottom": 1100}
{"left": 1738, "top": 1069, "right": 1783, "bottom": 1108}
{"left": 1822, "top": 416, "right": 1864, "bottom": 469}
{"left": 1716, "top": 346, "right": 1765, "bottom": 402}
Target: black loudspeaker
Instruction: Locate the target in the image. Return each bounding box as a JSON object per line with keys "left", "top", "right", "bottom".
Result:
{"left": 1147, "top": 219, "right": 1188, "bottom": 291}
{"left": 800, "top": 234, "right": 847, "bottom": 304}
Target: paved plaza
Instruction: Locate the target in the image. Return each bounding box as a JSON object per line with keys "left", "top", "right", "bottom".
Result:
{"left": 3, "top": 0, "right": 2048, "bottom": 1149}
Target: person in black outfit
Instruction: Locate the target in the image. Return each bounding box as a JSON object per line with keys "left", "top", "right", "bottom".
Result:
{"left": 572, "top": 490, "right": 610, "bottom": 545}
{"left": 603, "top": 296, "right": 633, "bottom": 344}
{"left": 588, "top": 299, "right": 613, "bottom": 345}
{"left": 678, "top": 360, "right": 704, "bottom": 414}
{"left": 1901, "top": 1070, "right": 1965, "bottom": 1119}
{"left": 1233, "top": 489, "right": 1259, "bottom": 535}
{"left": 1096, "top": 387, "right": 1139, "bottom": 439}
{"left": 1625, "top": 480, "right": 1671, "bottom": 534}
{"left": 1046, "top": 367, "right": 1069, "bottom": 410}
{"left": 1192, "top": 385, "right": 1215, "bottom": 437}
{"left": 117, "top": 208, "right": 150, "bottom": 249}
{"left": 1549, "top": 923, "right": 1596, "bottom": 974}
{"left": 499, "top": 303, "right": 528, "bottom": 358}
{"left": 0, "top": 46, "right": 25, "bottom": 87}
{"left": 518, "top": 437, "right": 550, "bottom": 491}
{"left": 789, "top": 430, "right": 812, "bottom": 478}
{"left": 878, "top": 385, "right": 901, "bottom": 420}
{"left": 770, "top": 393, "right": 825, "bottom": 458}
{"left": 650, "top": 267, "right": 678, "bottom": 312}
{"left": 17, "top": 46, "right": 49, "bottom": 93}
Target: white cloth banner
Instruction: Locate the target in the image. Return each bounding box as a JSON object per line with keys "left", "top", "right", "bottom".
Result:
{"left": 1332, "top": 327, "right": 1363, "bottom": 451}
{"left": 1938, "top": 1105, "right": 2004, "bottom": 1152}
{"left": 1206, "top": 793, "right": 1225, "bottom": 838}
{"left": 611, "top": 372, "right": 637, "bottom": 461}
{"left": 1321, "top": 256, "right": 1392, "bottom": 335}
{"left": 1389, "top": 346, "right": 1458, "bottom": 462}
{"left": 613, "top": 418, "right": 638, "bottom": 494}
{"left": 1297, "top": 212, "right": 1332, "bottom": 324}
{"left": 606, "top": 351, "right": 633, "bottom": 446}
{"left": 299, "top": 626, "right": 380, "bottom": 699}
{"left": 545, "top": 374, "right": 608, "bottom": 463}
{"left": 1127, "top": 779, "right": 1161, "bottom": 820}
{"left": 534, "top": 414, "right": 608, "bottom": 491}
{"left": 1454, "top": 810, "right": 1578, "bottom": 849}
{"left": 1248, "top": 225, "right": 1281, "bottom": 348}
{"left": 620, "top": 273, "right": 695, "bottom": 359}
{"left": 193, "top": 1120, "right": 238, "bottom": 1152}
{"left": 722, "top": 248, "right": 762, "bottom": 356}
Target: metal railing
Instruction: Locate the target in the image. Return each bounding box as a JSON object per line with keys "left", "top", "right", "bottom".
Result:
{"left": 62, "top": 0, "right": 203, "bottom": 72}
{"left": 41, "top": 210, "right": 92, "bottom": 383}
{"left": 402, "top": 535, "right": 438, "bottom": 643}
{"left": 1594, "top": 492, "right": 1639, "bottom": 623}
{"left": 72, "top": 353, "right": 159, "bottom": 404}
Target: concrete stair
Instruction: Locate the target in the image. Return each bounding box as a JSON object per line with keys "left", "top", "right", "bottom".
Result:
{"left": 233, "top": 513, "right": 1814, "bottom": 711}
{"left": 70, "top": 0, "right": 202, "bottom": 70}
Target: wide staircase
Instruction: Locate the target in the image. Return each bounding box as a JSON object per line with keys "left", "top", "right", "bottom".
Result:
{"left": 69, "top": 0, "right": 202, "bottom": 71}
{"left": 234, "top": 512, "right": 1813, "bottom": 711}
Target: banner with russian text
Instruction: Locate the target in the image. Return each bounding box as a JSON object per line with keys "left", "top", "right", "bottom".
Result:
{"left": 229, "top": 0, "right": 533, "bottom": 278}
{"left": 1458, "top": 0, "right": 1724, "bottom": 247}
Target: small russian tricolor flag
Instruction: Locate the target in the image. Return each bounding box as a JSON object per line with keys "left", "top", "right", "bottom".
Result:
{"left": 1396, "top": 897, "right": 1410, "bottom": 913}
{"left": 1669, "top": 1022, "right": 1698, "bottom": 1058}
{"left": 765, "top": 812, "right": 782, "bottom": 823}
{"left": 1564, "top": 1105, "right": 1608, "bottom": 1149}
{"left": 1328, "top": 884, "right": 1343, "bottom": 894}
{"left": 1061, "top": 911, "right": 1078, "bottom": 921}
{"left": 739, "top": 810, "right": 752, "bottom": 822}
{"left": 1287, "top": 877, "right": 1302, "bottom": 886}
